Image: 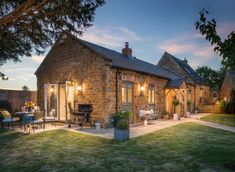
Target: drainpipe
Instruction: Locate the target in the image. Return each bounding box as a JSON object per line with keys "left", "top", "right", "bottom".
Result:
{"left": 116, "top": 69, "right": 120, "bottom": 114}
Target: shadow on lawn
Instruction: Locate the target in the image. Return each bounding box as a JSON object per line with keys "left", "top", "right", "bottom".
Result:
{"left": 0, "top": 123, "right": 235, "bottom": 172}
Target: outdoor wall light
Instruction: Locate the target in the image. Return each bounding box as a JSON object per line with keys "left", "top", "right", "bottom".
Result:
{"left": 77, "top": 85, "right": 82, "bottom": 92}
{"left": 140, "top": 86, "right": 145, "bottom": 92}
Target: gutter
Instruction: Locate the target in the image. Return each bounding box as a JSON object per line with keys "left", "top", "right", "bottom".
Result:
{"left": 116, "top": 69, "right": 120, "bottom": 114}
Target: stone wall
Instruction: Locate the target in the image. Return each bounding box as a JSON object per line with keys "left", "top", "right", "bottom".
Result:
{"left": 0, "top": 89, "right": 37, "bottom": 111}
{"left": 157, "top": 55, "right": 194, "bottom": 83}
{"left": 36, "top": 34, "right": 111, "bottom": 122}
{"left": 113, "top": 69, "right": 168, "bottom": 123}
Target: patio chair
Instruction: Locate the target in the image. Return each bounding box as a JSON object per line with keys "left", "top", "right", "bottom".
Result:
{"left": 0, "top": 110, "right": 20, "bottom": 130}
{"left": 32, "top": 111, "right": 45, "bottom": 133}
{"left": 147, "top": 109, "right": 158, "bottom": 121}
{"left": 45, "top": 108, "right": 56, "bottom": 126}
{"left": 21, "top": 114, "right": 34, "bottom": 133}
{"left": 138, "top": 109, "right": 146, "bottom": 121}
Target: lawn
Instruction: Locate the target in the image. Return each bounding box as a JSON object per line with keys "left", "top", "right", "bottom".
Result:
{"left": 0, "top": 123, "right": 235, "bottom": 172}
{"left": 200, "top": 114, "right": 235, "bottom": 127}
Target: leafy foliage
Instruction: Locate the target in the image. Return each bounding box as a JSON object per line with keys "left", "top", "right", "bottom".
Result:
{"left": 0, "top": 100, "right": 12, "bottom": 112}
{"left": 195, "top": 9, "right": 235, "bottom": 69}
{"left": 0, "top": 0, "right": 105, "bottom": 78}
{"left": 0, "top": 71, "right": 8, "bottom": 80}
{"left": 196, "top": 66, "right": 225, "bottom": 90}
{"left": 219, "top": 99, "right": 228, "bottom": 113}
{"left": 114, "top": 111, "right": 131, "bottom": 120}
{"left": 116, "top": 120, "right": 129, "bottom": 130}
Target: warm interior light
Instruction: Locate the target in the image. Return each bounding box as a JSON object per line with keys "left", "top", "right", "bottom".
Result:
{"left": 77, "top": 85, "right": 82, "bottom": 91}
{"left": 140, "top": 86, "right": 145, "bottom": 91}
{"left": 49, "top": 87, "right": 54, "bottom": 93}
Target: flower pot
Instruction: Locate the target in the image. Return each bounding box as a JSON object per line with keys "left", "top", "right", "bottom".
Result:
{"left": 186, "top": 112, "right": 191, "bottom": 118}
{"left": 95, "top": 122, "right": 101, "bottom": 130}
{"left": 114, "top": 128, "right": 129, "bottom": 141}
{"left": 173, "top": 113, "right": 180, "bottom": 120}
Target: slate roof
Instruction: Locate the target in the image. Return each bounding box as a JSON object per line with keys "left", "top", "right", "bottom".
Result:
{"left": 78, "top": 38, "right": 182, "bottom": 81}
{"left": 35, "top": 32, "right": 191, "bottom": 88}
{"left": 161, "top": 52, "right": 206, "bottom": 85}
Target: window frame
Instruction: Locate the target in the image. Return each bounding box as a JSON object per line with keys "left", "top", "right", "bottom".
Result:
{"left": 121, "top": 81, "right": 134, "bottom": 104}
{"left": 148, "top": 84, "right": 155, "bottom": 104}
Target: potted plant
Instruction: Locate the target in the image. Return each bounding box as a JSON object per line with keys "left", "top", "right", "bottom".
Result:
{"left": 172, "top": 98, "right": 180, "bottom": 120}
{"left": 95, "top": 120, "right": 101, "bottom": 130}
{"left": 114, "top": 111, "right": 130, "bottom": 141}
{"left": 187, "top": 100, "right": 192, "bottom": 118}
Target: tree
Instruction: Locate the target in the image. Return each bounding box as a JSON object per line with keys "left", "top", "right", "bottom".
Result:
{"left": 0, "top": 0, "right": 105, "bottom": 78}
{"left": 21, "top": 85, "right": 31, "bottom": 102}
{"left": 195, "top": 9, "right": 235, "bottom": 69}
{"left": 196, "top": 66, "right": 225, "bottom": 90}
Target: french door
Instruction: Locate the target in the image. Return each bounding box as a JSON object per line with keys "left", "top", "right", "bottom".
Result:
{"left": 121, "top": 81, "right": 134, "bottom": 123}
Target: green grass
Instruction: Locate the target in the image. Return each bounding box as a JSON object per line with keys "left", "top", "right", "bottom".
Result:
{"left": 0, "top": 123, "right": 235, "bottom": 172}
{"left": 201, "top": 114, "right": 235, "bottom": 127}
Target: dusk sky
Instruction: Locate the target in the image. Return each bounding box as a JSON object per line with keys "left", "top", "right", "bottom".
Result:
{"left": 1, "top": 0, "right": 235, "bottom": 91}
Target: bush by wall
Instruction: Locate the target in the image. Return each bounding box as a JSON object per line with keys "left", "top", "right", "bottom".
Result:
{"left": 0, "top": 100, "right": 13, "bottom": 112}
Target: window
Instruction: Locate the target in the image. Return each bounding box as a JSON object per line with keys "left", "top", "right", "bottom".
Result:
{"left": 122, "top": 82, "right": 133, "bottom": 104}
{"left": 148, "top": 84, "right": 155, "bottom": 104}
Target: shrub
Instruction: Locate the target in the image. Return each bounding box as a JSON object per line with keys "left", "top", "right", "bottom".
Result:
{"left": 114, "top": 111, "right": 130, "bottom": 129}
{"left": 114, "top": 111, "right": 130, "bottom": 120}
{"left": 220, "top": 99, "right": 228, "bottom": 113}
{"left": 116, "top": 120, "right": 129, "bottom": 130}
{"left": 0, "top": 100, "right": 13, "bottom": 113}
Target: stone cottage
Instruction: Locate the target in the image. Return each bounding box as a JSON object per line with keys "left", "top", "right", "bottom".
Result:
{"left": 220, "top": 70, "right": 235, "bottom": 100}
{"left": 35, "top": 32, "right": 210, "bottom": 124}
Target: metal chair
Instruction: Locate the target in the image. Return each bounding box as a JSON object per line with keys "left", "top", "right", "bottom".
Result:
{"left": 32, "top": 111, "right": 45, "bottom": 133}
{"left": 21, "top": 114, "right": 34, "bottom": 133}
{"left": 44, "top": 109, "right": 56, "bottom": 126}
{"left": 0, "top": 110, "right": 20, "bottom": 130}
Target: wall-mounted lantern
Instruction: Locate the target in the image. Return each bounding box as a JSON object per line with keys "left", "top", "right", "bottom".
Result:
{"left": 77, "top": 85, "right": 82, "bottom": 92}
{"left": 140, "top": 86, "right": 145, "bottom": 92}
{"left": 49, "top": 86, "right": 54, "bottom": 93}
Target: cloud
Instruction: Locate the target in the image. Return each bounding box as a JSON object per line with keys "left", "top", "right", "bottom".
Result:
{"left": 217, "top": 22, "right": 235, "bottom": 39}
{"left": 80, "top": 25, "right": 141, "bottom": 48}
{"left": 31, "top": 55, "right": 45, "bottom": 63}
{"left": 157, "top": 40, "right": 215, "bottom": 59}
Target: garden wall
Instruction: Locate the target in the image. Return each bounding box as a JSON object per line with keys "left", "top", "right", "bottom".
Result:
{"left": 0, "top": 89, "right": 37, "bottom": 111}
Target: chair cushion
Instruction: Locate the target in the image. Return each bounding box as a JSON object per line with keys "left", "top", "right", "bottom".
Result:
{"left": 32, "top": 119, "right": 43, "bottom": 124}
{"left": 3, "top": 117, "right": 20, "bottom": 122}
{"left": 45, "top": 116, "right": 55, "bottom": 120}
{"left": 0, "top": 110, "right": 11, "bottom": 119}
{"left": 139, "top": 110, "right": 145, "bottom": 117}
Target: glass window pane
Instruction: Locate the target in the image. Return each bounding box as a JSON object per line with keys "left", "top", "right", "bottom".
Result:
{"left": 151, "top": 90, "right": 154, "bottom": 103}
{"left": 128, "top": 87, "right": 132, "bottom": 103}
{"left": 122, "top": 87, "right": 126, "bottom": 103}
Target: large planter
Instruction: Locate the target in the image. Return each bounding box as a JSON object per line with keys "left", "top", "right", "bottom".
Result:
{"left": 173, "top": 113, "right": 180, "bottom": 120}
{"left": 114, "top": 128, "right": 130, "bottom": 141}
{"left": 95, "top": 122, "right": 101, "bottom": 130}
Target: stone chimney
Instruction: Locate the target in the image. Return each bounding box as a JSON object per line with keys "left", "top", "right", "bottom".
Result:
{"left": 122, "top": 42, "right": 132, "bottom": 57}
{"left": 183, "top": 58, "right": 188, "bottom": 64}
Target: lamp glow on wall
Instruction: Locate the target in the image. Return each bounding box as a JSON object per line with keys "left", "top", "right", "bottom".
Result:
{"left": 49, "top": 87, "right": 54, "bottom": 93}
{"left": 140, "top": 85, "right": 145, "bottom": 95}
{"left": 140, "top": 85, "right": 145, "bottom": 92}
{"left": 77, "top": 85, "right": 82, "bottom": 92}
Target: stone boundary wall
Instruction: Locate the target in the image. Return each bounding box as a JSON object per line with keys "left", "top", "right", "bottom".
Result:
{"left": 0, "top": 89, "right": 37, "bottom": 111}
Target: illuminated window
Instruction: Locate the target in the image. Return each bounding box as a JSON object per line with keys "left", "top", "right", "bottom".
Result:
{"left": 148, "top": 84, "right": 155, "bottom": 104}
{"left": 122, "top": 82, "right": 133, "bottom": 104}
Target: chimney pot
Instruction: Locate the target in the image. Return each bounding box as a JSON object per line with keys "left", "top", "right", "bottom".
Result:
{"left": 122, "top": 42, "right": 132, "bottom": 57}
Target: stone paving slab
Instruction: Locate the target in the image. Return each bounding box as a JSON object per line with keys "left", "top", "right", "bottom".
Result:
{"left": 13, "top": 113, "right": 235, "bottom": 139}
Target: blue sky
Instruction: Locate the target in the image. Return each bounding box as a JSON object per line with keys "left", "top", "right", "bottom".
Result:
{"left": 1, "top": 0, "right": 235, "bottom": 91}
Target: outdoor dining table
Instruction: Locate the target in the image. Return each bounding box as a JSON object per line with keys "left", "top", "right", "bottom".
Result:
{"left": 14, "top": 111, "right": 34, "bottom": 123}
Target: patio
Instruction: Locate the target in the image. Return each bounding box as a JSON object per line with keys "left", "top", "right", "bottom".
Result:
{"left": 13, "top": 113, "right": 212, "bottom": 139}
